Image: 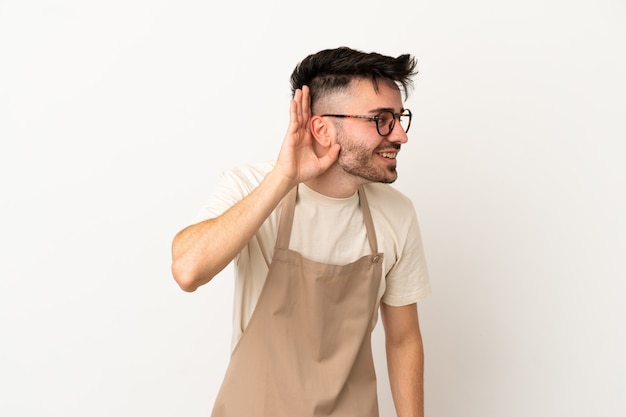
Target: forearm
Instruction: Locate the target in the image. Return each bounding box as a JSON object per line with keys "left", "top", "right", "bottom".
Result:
{"left": 386, "top": 337, "right": 424, "bottom": 417}
{"left": 381, "top": 303, "right": 425, "bottom": 417}
{"left": 171, "top": 170, "right": 294, "bottom": 292}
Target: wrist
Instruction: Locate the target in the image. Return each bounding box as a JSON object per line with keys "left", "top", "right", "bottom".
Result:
{"left": 264, "top": 168, "right": 298, "bottom": 196}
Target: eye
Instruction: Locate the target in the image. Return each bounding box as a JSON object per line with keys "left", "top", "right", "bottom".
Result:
{"left": 376, "top": 111, "right": 394, "bottom": 125}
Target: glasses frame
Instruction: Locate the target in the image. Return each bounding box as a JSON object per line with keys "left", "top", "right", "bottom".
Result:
{"left": 321, "top": 109, "right": 412, "bottom": 137}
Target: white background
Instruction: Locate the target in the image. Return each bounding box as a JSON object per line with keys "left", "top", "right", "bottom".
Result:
{"left": 1, "top": 1, "right": 624, "bottom": 416}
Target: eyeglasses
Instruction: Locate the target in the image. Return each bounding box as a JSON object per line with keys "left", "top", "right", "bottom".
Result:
{"left": 321, "top": 109, "right": 412, "bottom": 137}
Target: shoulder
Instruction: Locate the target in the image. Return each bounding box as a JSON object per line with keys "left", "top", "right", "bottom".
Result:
{"left": 194, "top": 161, "right": 275, "bottom": 222}
{"left": 362, "top": 183, "right": 419, "bottom": 243}
{"left": 362, "top": 183, "right": 415, "bottom": 212}
{"left": 220, "top": 160, "right": 275, "bottom": 192}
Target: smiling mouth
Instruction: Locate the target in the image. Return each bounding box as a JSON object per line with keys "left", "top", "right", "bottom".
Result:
{"left": 378, "top": 152, "right": 397, "bottom": 159}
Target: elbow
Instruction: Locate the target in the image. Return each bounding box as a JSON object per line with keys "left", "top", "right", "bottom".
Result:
{"left": 171, "top": 259, "right": 209, "bottom": 293}
{"left": 171, "top": 232, "right": 221, "bottom": 292}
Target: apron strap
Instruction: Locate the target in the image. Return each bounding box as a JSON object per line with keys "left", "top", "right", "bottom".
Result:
{"left": 276, "top": 185, "right": 298, "bottom": 250}
{"left": 358, "top": 186, "right": 379, "bottom": 254}
{"left": 276, "top": 184, "right": 379, "bottom": 254}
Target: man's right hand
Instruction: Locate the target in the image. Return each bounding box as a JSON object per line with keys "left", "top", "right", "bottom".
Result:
{"left": 273, "top": 86, "right": 341, "bottom": 187}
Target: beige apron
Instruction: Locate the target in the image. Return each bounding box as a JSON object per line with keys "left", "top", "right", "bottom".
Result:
{"left": 211, "top": 185, "right": 383, "bottom": 417}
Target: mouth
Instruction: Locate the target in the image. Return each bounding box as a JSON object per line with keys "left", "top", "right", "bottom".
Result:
{"left": 378, "top": 151, "right": 397, "bottom": 159}
{"left": 376, "top": 143, "right": 401, "bottom": 161}
{"left": 376, "top": 147, "right": 400, "bottom": 164}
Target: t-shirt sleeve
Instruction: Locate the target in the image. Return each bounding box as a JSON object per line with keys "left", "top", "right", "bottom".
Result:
{"left": 194, "top": 172, "right": 249, "bottom": 222}
{"left": 381, "top": 208, "right": 431, "bottom": 306}
{"left": 193, "top": 162, "right": 273, "bottom": 223}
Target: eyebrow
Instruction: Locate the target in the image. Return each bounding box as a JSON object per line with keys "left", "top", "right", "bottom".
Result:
{"left": 368, "top": 107, "right": 405, "bottom": 114}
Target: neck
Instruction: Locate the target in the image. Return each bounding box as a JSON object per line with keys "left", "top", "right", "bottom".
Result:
{"left": 303, "top": 164, "right": 366, "bottom": 198}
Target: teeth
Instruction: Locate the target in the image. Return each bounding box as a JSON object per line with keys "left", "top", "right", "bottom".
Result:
{"left": 379, "top": 152, "right": 396, "bottom": 159}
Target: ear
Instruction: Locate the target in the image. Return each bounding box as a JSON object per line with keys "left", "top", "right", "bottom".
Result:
{"left": 310, "top": 115, "right": 334, "bottom": 149}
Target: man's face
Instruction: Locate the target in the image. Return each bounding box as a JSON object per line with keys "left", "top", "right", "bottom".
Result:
{"left": 329, "top": 79, "right": 409, "bottom": 184}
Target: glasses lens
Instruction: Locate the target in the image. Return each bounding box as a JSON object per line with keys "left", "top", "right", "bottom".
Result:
{"left": 376, "top": 110, "right": 412, "bottom": 135}
{"left": 399, "top": 110, "right": 412, "bottom": 133}
{"left": 376, "top": 111, "right": 395, "bottom": 136}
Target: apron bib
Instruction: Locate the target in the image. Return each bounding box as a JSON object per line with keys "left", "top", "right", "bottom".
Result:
{"left": 211, "top": 185, "right": 383, "bottom": 417}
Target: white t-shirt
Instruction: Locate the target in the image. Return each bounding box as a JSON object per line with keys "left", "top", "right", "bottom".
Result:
{"left": 196, "top": 161, "right": 431, "bottom": 348}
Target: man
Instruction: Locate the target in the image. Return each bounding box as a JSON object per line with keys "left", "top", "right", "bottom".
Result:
{"left": 171, "top": 46, "right": 431, "bottom": 417}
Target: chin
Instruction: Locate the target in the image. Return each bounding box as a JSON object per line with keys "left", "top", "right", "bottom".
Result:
{"left": 379, "top": 176, "right": 398, "bottom": 184}
{"left": 361, "top": 171, "right": 398, "bottom": 184}
{"left": 339, "top": 160, "right": 399, "bottom": 184}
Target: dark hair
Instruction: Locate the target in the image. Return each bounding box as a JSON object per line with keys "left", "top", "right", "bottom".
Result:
{"left": 290, "top": 46, "right": 418, "bottom": 107}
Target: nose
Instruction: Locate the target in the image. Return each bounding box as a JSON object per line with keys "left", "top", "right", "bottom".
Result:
{"left": 387, "top": 123, "right": 409, "bottom": 144}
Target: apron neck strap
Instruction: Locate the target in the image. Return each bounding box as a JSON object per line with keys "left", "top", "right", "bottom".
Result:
{"left": 358, "top": 186, "right": 379, "bottom": 254}
{"left": 275, "top": 185, "right": 298, "bottom": 250}
{"left": 276, "top": 185, "right": 379, "bottom": 254}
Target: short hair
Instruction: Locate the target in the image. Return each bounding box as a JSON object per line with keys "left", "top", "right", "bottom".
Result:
{"left": 290, "top": 46, "right": 418, "bottom": 108}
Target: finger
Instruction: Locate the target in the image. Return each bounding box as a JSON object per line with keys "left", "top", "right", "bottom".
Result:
{"left": 287, "top": 96, "right": 299, "bottom": 135}
{"left": 293, "top": 88, "right": 303, "bottom": 127}
{"left": 301, "top": 85, "right": 311, "bottom": 122}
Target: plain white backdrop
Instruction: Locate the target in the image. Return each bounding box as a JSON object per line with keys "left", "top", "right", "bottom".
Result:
{"left": 1, "top": 1, "right": 624, "bottom": 416}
